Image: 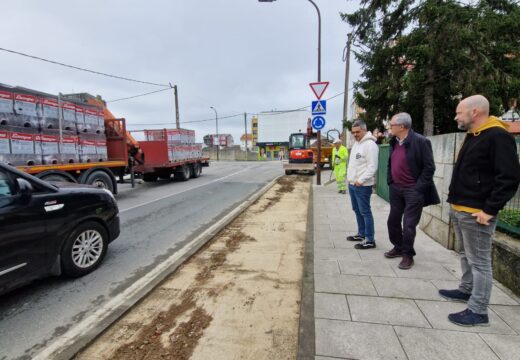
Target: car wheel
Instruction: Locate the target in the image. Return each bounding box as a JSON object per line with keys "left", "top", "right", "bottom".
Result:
{"left": 61, "top": 221, "right": 108, "bottom": 277}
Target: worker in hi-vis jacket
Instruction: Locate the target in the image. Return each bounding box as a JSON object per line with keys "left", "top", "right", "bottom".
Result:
{"left": 332, "top": 138, "right": 348, "bottom": 194}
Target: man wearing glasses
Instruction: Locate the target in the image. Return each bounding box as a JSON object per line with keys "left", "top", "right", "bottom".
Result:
{"left": 385, "top": 113, "right": 440, "bottom": 269}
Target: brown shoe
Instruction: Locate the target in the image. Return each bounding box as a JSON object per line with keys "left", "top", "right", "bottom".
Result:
{"left": 384, "top": 248, "right": 402, "bottom": 258}
{"left": 398, "top": 256, "right": 414, "bottom": 270}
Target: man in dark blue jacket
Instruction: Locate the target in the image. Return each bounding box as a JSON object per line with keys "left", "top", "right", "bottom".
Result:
{"left": 386, "top": 113, "right": 440, "bottom": 269}
{"left": 440, "top": 95, "right": 520, "bottom": 327}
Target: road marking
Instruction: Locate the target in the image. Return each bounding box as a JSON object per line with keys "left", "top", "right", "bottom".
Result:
{"left": 120, "top": 167, "right": 250, "bottom": 213}
{"left": 32, "top": 175, "right": 280, "bottom": 360}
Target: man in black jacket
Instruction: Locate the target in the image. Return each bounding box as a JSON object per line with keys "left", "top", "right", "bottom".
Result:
{"left": 440, "top": 95, "right": 520, "bottom": 327}
{"left": 386, "top": 113, "right": 440, "bottom": 269}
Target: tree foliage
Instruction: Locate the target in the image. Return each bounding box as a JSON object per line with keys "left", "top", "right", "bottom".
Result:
{"left": 342, "top": 0, "right": 520, "bottom": 135}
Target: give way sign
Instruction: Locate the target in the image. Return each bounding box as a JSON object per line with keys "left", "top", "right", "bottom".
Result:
{"left": 309, "top": 81, "right": 329, "bottom": 99}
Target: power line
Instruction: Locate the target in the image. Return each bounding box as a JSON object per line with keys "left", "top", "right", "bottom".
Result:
{"left": 126, "top": 113, "right": 244, "bottom": 127}
{"left": 0, "top": 47, "right": 170, "bottom": 87}
{"left": 125, "top": 90, "right": 350, "bottom": 127}
{"left": 107, "top": 87, "right": 172, "bottom": 103}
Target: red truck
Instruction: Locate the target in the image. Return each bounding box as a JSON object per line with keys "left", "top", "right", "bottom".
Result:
{"left": 0, "top": 84, "right": 209, "bottom": 193}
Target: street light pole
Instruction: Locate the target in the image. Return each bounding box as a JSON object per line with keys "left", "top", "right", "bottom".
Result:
{"left": 307, "top": 0, "right": 322, "bottom": 185}
{"left": 259, "top": 0, "right": 322, "bottom": 184}
{"left": 210, "top": 106, "right": 219, "bottom": 161}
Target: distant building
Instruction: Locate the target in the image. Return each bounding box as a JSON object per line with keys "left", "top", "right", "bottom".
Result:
{"left": 240, "top": 134, "right": 254, "bottom": 151}
{"left": 251, "top": 116, "right": 258, "bottom": 148}
{"left": 256, "top": 110, "right": 310, "bottom": 160}
{"left": 203, "top": 134, "right": 234, "bottom": 147}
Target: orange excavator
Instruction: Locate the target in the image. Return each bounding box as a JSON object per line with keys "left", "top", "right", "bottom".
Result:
{"left": 283, "top": 131, "right": 315, "bottom": 175}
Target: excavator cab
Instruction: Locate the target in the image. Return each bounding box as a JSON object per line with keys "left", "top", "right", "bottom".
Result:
{"left": 288, "top": 133, "right": 313, "bottom": 164}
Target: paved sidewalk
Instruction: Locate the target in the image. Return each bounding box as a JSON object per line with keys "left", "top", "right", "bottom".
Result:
{"left": 311, "top": 181, "right": 520, "bottom": 360}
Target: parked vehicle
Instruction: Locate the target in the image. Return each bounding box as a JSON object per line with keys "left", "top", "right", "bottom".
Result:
{"left": 0, "top": 162, "right": 120, "bottom": 296}
{"left": 0, "top": 84, "right": 209, "bottom": 193}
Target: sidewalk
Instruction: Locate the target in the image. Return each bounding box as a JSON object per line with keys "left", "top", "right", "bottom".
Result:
{"left": 309, "top": 180, "right": 520, "bottom": 360}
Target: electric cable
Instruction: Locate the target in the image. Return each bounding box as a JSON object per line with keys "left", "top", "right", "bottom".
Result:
{"left": 0, "top": 47, "right": 170, "bottom": 87}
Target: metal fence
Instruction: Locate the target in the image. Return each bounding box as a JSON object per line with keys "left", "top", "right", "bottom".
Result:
{"left": 497, "top": 137, "right": 520, "bottom": 236}
{"left": 375, "top": 138, "right": 520, "bottom": 236}
{"left": 376, "top": 144, "right": 390, "bottom": 202}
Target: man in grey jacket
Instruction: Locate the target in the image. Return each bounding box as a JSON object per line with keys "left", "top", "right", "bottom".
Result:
{"left": 346, "top": 120, "right": 379, "bottom": 249}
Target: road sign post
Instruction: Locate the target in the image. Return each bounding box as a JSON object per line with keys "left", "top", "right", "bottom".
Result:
{"left": 309, "top": 82, "right": 329, "bottom": 185}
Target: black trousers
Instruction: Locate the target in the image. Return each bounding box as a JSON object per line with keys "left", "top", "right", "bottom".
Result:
{"left": 387, "top": 184, "right": 424, "bottom": 257}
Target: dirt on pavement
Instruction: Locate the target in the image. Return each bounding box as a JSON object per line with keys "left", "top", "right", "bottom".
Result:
{"left": 75, "top": 175, "right": 311, "bottom": 360}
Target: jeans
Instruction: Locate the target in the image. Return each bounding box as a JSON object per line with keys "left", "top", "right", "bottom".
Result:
{"left": 451, "top": 209, "right": 496, "bottom": 315}
{"left": 348, "top": 184, "right": 375, "bottom": 242}
{"left": 387, "top": 184, "right": 424, "bottom": 257}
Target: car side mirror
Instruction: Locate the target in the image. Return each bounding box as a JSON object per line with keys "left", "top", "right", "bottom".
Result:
{"left": 17, "top": 178, "right": 34, "bottom": 201}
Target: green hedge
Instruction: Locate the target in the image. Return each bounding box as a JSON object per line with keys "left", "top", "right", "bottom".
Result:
{"left": 498, "top": 209, "right": 520, "bottom": 228}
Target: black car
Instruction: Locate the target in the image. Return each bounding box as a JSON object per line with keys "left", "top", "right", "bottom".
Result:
{"left": 0, "top": 163, "right": 120, "bottom": 295}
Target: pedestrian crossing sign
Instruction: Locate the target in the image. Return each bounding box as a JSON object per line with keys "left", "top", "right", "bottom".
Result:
{"left": 312, "top": 100, "right": 326, "bottom": 115}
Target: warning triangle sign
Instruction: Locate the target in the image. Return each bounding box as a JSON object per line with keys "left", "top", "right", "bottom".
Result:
{"left": 309, "top": 81, "right": 329, "bottom": 99}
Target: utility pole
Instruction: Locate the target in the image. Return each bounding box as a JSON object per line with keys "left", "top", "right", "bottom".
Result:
{"left": 308, "top": 0, "right": 322, "bottom": 186}
{"left": 244, "top": 112, "right": 248, "bottom": 156}
{"left": 173, "top": 84, "right": 180, "bottom": 129}
{"left": 342, "top": 33, "right": 353, "bottom": 146}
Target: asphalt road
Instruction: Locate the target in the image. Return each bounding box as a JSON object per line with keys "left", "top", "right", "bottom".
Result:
{"left": 0, "top": 161, "right": 282, "bottom": 360}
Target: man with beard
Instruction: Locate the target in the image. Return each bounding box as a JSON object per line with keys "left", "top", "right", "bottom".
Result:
{"left": 440, "top": 95, "right": 520, "bottom": 326}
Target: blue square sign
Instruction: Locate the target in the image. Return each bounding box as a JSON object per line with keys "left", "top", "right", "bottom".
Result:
{"left": 311, "top": 100, "right": 326, "bottom": 115}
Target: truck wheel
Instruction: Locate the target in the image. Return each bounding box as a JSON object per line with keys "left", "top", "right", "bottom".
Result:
{"left": 175, "top": 165, "right": 190, "bottom": 181}
{"left": 191, "top": 163, "right": 202, "bottom": 178}
{"left": 285, "top": 170, "right": 293, "bottom": 175}
{"left": 143, "top": 173, "right": 158, "bottom": 182}
{"left": 85, "top": 171, "right": 115, "bottom": 193}
{"left": 61, "top": 221, "right": 108, "bottom": 277}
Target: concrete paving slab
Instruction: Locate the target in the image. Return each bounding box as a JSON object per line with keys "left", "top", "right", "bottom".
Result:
{"left": 480, "top": 334, "right": 520, "bottom": 360}
{"left": 315, "top": 357, "right": 348, "bottom": 360}
{"left": 393, "top": 261, "right": 459, "bottom": 280}
{"left": 357, "top": 248, "right": 398, "bottom": 261}
{"left": 489, "top": 305, "right": 520, "bottom": 333}
{"left": 315, "top": 319, "right": 407, "bottom": 360}
{"left": 314, "top": 238, "right": 334, "bottom": 249}
{"left": 431, "top": 280, "right": 520, "bottom": 306}
{"left": 315, "top": 293, "right": 350, "bottom": 321}
{"left": 371, "top": 276, "right": 446, "bottom": 301}
{"left": 415, "top": 300, "right": 517, "bottom": 335}
{"left": 314, "top": 260, "right": 340, "bottom": 275}
{"left": 395, "top": 326, "right": 500, "bottom": 360}
{"left": 347, "top": 295, "right": 431, "bottom": 328}
{"left": 338, "top": 259, "right": 397, "bottom": 277}
{"left": 315, "top": 248, "right": 361, "bottom": 261}
{"left": 314, "top": 274, "right": 377, "bottom": 296}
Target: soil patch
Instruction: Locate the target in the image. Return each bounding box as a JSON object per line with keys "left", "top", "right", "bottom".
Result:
{"left": 75, "top": 175, "right": 311, "bottom": 360}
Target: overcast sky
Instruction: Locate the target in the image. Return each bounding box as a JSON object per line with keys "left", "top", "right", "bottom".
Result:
{"left": 1, "top": 0, "right": 362, "bottom": 143}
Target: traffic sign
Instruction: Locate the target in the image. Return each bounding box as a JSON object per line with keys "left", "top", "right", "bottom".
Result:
{"left": 309, "top": 81, "right": 329, "bottom": 99}
{"left": 312, "top": 116, "right": 326, "bottom": 130}
{"left": 312, "top": 100, "right": 326, "bottom": 115}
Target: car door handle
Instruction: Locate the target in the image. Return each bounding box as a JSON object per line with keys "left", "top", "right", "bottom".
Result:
{"left": 44, "top": 204, "right": 64, "bottom": 212}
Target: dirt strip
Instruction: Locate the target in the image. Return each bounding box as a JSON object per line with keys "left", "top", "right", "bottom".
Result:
{"left": 75, "top": 175, "right": 311, "bottom": 360}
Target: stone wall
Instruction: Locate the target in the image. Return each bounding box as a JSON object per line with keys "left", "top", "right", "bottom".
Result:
{"left": 418, "top": 133, "right": 465, "bottom": 250}
{"left": 202, "top": 148, "right": 258, "bottom": 161}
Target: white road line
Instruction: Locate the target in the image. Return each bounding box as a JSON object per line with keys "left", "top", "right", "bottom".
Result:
{"left": 120, "top": 167, "right": 250, "bottom": 213}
